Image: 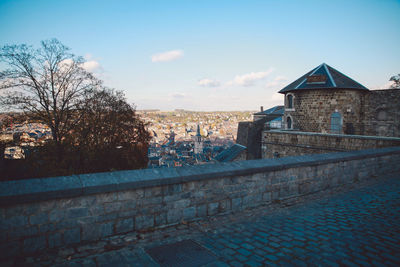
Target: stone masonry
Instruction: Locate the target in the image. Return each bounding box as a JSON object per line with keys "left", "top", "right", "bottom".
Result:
{"left": 262, "top": 130, "right": 400, "bottom": 158}
{"left": 364, "top": 89, "right": 400, "bottom": 137}
{"left": 1, "top": 146, "right": 400, "bottom": 261}
{"left": 284, "top": 89, "right": 367, "bottom": 135}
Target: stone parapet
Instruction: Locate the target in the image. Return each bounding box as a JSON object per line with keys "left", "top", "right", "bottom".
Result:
{"left": 262, "top": 130, "right": 400, "bottom": 158}
{"left": 1, "top": 146, "right": 400, "bottom": 258}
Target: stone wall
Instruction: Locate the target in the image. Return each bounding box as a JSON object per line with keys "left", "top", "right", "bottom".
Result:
{"left": 236, "top": 119, "right": 265, "bottom": 159}
{"left": 1, "top": 146, "right": 400, "bottom": 259}
{"left": 284, "top": 89, "right": 367, "bottom": 135}
{"left": 262, "top": 130, "right": 400, "bottom": 158}
{"left": 364, "top": 89, "right": 400, "bottom": 137}
{"left": 283, "top": 88, "right": 400, "bottom": 137}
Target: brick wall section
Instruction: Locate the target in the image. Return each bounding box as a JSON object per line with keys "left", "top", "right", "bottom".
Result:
{"left": 364, "top": 89, "right": 400, "bottom": 137}
{"left": 1, "top": 146, "right": 400, "bottom": 259}
{"left": 262, "top": 130, "right": 400, "bottom": 158}
{"left": 285, "top": 89, "right": 367, "bottom": 135}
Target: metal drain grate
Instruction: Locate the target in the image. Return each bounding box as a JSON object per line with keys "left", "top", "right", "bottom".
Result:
{"left": 146, "top": 239, "right": 217, "bottom": 267}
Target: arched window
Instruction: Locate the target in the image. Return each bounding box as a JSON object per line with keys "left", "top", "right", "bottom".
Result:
{"left": 330, "top": 112, "right": 342, "bottom": 134}
{"left": 287, "top": 94, "right": 293, "bottom": 109}
{"left": 287, "top": 116, "right": 292, "bottom": 129}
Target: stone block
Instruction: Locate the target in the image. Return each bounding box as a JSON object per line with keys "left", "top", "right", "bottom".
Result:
{"left": 93, "top": 212, "right": 119, "bottom": 223}
{"left": 39, "top": 223, "right": 55, "bottom": 233}
{"left": 1, "top": 215, "right": 28, "bottom": 229}
{"left": 218, "top": 199, "right": 231, "bottom": 213}
{"left": 155, "top": 213, "right": 167, "bottom": 226}
{"left": 8, "top": 225, "right": 38, "bottom": 239}
{"left": 82, "top": 222, "right": 113, "bottom": 241}
{"left": 63, "top": 227, "right": 81, "bottom": 245}
{"left": 191, "top": 190, "right": 205, "bottom": 200}
{"left": 49, "top": 209, "right": 64, "bottom": 222}
{"left": 263, "top": 192, "right": 271, "bottom": 202}
{"left": 173, "top": 199, "right": 191, "bottom": 209}
{"left": 29, "top": 213, "right": 49, "bottom": 225}
{"left": 115, "top": 218, "right": 134, "bottom": 234}
{"left": 163, "top": 194, "right": 182, "bottom": 203}
{"left": 119, "top": 200, "right": 136, "bottom": 211}
{"left": 141, "top": 196, "right": 163, "bottom": 206}
{"left": 231, "top": 197, "right": 242, "bottom": 211}
{"left": 196, "top": 204, "right": 207, "bottom": 217}
{"left": 117, "top": 190, "right": 143, "bottom": 201}
{"left": 208, "top": 202, "right": 219, "bottom": 216}
{"left": 164, "top": 184, "right": 182, "bottom": 195}
{"left": 271, "top": 191, "right": 279, "bottom": 201}
{"left": 88, "top": 205, "right": 104, "bottom": 216}
{"left": 104, "top": 202, "right": 123, "bottom": 213}
{"left": 119, "top": 209, "right": 137, "bottom": 218}
{"left": 183, "top": 207, "right": 196, "bottom": 220}
{"left": 23, "top": 235, "right": 46, "bottom": 254}
{"left": 96, "top": 192, "right": 118, "bottom": 203}
{"left": 48, "top": 232, "right": 62, "bottom": 248}
{"left": 54, "top": 217, "right": 88, "bottom": 230}
{"left": 144, "top": 186, "right": 162, "bottom": 197}
{"left": 167, "top": 209, "right": 182, "bottom": 224}
{"left": 182, "top": 181, "right": 196, "bottom": 191}
{"left": 242, "top": 194, "right": 262, "bottom": 208}
{"left": 135, "top": 215, "right": 154, "bottom": 230}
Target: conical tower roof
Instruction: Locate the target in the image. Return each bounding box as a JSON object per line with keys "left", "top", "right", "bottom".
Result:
{"left": 279, "top": 63, "right": 368, "bottom": 94}
{"left": 196, "top": 125, "right": 201, "bottom": 137}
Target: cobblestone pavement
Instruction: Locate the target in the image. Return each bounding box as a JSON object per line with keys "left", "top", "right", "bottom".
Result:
{"left": 10, "top": 176, "right": 400, "bottom": 266}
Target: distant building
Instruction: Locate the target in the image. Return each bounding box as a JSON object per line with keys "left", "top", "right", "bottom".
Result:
{"left": 253, "top": 105, "right": 284, "bottom": 122}
{"left": 193, "top": 125, "right": 203, "bottom": 154}
{"left": 214, "top": 144, "right": 247, "bottom": 162}
{"left": 236, "top": 106, "right": 284, "bottom": 160}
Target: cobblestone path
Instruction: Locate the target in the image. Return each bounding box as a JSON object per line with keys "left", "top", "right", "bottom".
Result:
{"left": 14, "top": 176, "right": 400, "bottom": 266}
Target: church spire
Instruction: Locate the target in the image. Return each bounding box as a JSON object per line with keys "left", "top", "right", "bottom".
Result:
{"left": 196, "top": 124, "right": 201, "bottom": 136}
{"left": 194, "top": 124, "right": 203, "bottom": 154}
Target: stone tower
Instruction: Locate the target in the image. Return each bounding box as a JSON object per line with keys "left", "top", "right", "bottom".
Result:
{"left": 279, "top": 63, "right": 369, "bottom": 135}
{"left": 194, "top": 125, "right": 203, "bottom": 154}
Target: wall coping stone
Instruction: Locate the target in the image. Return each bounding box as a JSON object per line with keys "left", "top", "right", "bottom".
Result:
{"left": 1, "top": 146, "right": 400, "bottom": 206}
{"left": 266, "top": 130, "right": 400, "bottom": 141}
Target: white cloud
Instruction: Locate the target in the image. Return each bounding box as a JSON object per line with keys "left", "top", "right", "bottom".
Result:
{"left": 229, "top": 68, "right": 274, "bottom": 86}
{"left": 169, "top": 93, "right": 186, "bottom": 99}
{"left": 198, "top": 78, "right": 221, "bottom": 87}
{"left": 265, "top": 75, "right": 288, "bottom": 89}
{"left": 274, "top": 75, "right": 287, "bottom": 82}
{"left": 151, "top": 50, "right": 184, "bottom": 62}
{"left": 81, "top": 60, "right": 101, "bottom": 72}
{"left": 58, "top": 57, "right": 102, "bottom": 73}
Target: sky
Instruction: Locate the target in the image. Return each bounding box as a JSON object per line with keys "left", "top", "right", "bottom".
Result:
{"left": 1, "top": 0, "right": 399, "bottom": 111}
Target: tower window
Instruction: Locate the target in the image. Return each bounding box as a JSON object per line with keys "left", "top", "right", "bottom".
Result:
{"left": 287, "top": 116, "right": 292, "bottom": 129}
{"left": 286, "top": 94, "right": 295, "bottom": 110}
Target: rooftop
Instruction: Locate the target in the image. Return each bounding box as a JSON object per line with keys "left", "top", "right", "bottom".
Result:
{"left": 214, "top": 143, "right": 247, "bottom": 162}
{"left": 279, "top": 63, "right": 369, "bottom": 93}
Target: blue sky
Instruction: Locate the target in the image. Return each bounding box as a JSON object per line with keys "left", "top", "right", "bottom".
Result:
{"left": 1, "top": 0, "right": 399, "bottom": 111}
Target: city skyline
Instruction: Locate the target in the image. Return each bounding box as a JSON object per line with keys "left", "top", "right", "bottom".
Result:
{"left": 1, "top": 0, "right": 399, "bottom": 111}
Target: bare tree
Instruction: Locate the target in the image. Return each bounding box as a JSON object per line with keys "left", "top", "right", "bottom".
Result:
{"left": 390, "top": 74, "right": 400, "bottom": 89}
{"left": 0, "top": 39, "right": 100, "bottom": 148}
{"left": 67, "top": 88, "right": 151, "bottom": 172}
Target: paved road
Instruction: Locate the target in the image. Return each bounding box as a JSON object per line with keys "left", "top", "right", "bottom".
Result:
{"left": 13, "top": 176, "right": 400, "bottom": 266}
